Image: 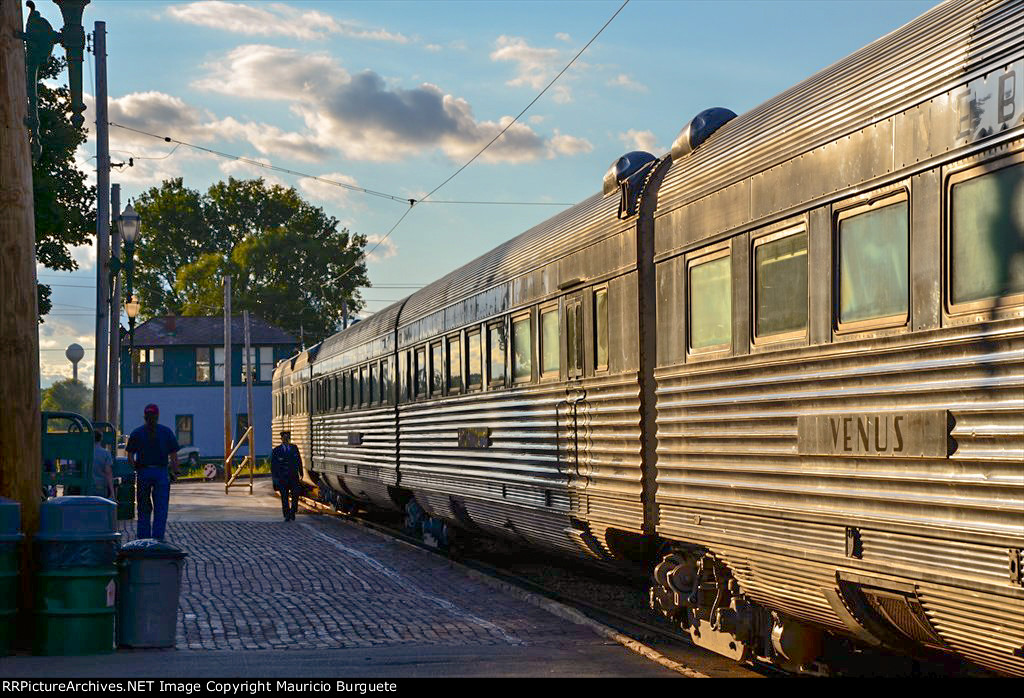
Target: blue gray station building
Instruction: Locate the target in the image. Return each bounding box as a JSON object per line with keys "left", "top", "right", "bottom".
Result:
{"left": 119, "top": 315, "right": 296, "bottom": 459}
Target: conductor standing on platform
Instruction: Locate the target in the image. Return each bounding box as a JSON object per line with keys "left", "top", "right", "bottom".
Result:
{"left": 271, "top": 431, "right": 302, "bottom": 521}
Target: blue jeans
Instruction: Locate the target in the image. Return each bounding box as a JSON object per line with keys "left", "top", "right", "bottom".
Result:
{"left": 136, "top": 466, "right": 170, "bottom": 540}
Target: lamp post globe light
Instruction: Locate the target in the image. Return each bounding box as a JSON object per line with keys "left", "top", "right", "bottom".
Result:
{"left": 118, "top": 202, "right": 141, "bottom": 363}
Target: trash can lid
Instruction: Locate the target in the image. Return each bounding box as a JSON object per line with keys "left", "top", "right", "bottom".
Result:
{"left": 118, "top": 538, "right": 187, "bottom": 559}
{"left": 0, "top": 497, "right": 20, "bottom": 535}
{"left": 37, "top": 496, "right": 117, "bottom": 539}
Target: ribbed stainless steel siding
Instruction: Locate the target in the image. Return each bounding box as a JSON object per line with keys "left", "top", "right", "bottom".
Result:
{"left": 655, "top": 0, "right": 1024, "bottom": 217}
{"left": 311, "top": 406, "right": 399, "bottom": 510}
{"left": 655, "top": 319, "right": 1024, "bottom": 673}
{"left": 400, "top": 371, "right": 645, "bottom": 556}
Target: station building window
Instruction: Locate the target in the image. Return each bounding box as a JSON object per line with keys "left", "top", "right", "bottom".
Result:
{"left": 689, "top": 250, "right": 732, "bottom": 351}
{"left": 512, "top": 314, "right": 532, "bottom": 383}
{"left": 196, "top": 347, "right": 211, "bottom": 382}
{"left": 175, "top": 415, "right": 193, "bottom": 447}
{"left": 754, "top": 226, "right": 808, "bottom": 341}
{"left": 837, "top": 194, "right": 909, "bottom": 329}
{"left": 467, "top": 332, "right": 483, "bottom": 390}
{"left": 540, "top": 307, "right": 559, "bottom": 379}
{"left": 948, "top": 157, "right": 1024, "bottom": 309}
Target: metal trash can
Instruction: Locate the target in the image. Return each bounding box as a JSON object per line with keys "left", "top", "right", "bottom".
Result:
{"left": 33, "top": 497, "right": 120, "bottom": 655}
{"left": 117, "top": 539, "right": 187, "bottom": 648}
{"left": 113, "top": 457, "right": 135, "bottom": 520}
{"left": 0, "top": 498, "right": 24, "bottom": 656}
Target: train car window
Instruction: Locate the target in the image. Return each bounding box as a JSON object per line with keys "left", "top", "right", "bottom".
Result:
{"left": 467, "top": 331, "right": 483, "bottom": 390}
{"left": 837, "top": 195, "right": 908, "bottom": 329}
{"left": 488, "top": 322, "right": 507, "bottom": 387}
{"left": 341, "top": 373, "right": 348, "bottom": 409}
{"left": 566, "top": 301, "right": 583, "bottom": 378}
{"left": 948, "top": 158, "right": 1024, "bottom": 309}
{"left": 357, "top": 366, "right": 366, "bottom": 407}
{"left": 398, "top": 351, "right": 408, "bottom": 403}
{"left": 540, "top": 307, "right": 559, "bottom": 378}
{"left": 370, "top": 363, "right": 379, "bottom": 404}
{"left": 754, "top": 227, "right": 808, "bottom": 341}
{"left": 594, "top": 288, "right": 609, "bottom": 371}
{"left": 415, "top": 346, "right": 427, "bottom": 398}
{"left": 448, "top": 335, "right": 462, "bottom": 393}
{"left": 512, "top": 314, "right": 532, "bottom": 383}
{"left": 382, "top": 358, "right": 392, "bottom": 405}
{"left": 430, "top": 342, "right": 444, "bottom": 396}
{"left": 689, "top": 250, "right": 732, "bottom": 351}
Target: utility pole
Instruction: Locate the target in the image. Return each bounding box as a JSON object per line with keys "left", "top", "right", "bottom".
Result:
{"left": 223, "top": 277, "right": 232, "bottom": 473}
{"left": 92, "top": 21, "right": 109, "bottom": 423}
{"left": 108, "top": 183, "right": 121, "bottom": 432}
{"left": 0, "top": 0, "right": 42, "bottom": 539}
{"left": 244, "top": 309, "right": 255, "bottom": 488}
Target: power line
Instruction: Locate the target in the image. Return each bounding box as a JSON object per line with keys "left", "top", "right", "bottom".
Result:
{"left": 326, "top": 0, "right": 629, "bottom": 286}
{"left": 108, "top": 123, "right": 574, "bottom": 207}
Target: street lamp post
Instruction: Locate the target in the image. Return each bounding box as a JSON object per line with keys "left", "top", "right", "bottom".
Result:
{"left": 116, "top": 203, "right": 141, "bottom": 372}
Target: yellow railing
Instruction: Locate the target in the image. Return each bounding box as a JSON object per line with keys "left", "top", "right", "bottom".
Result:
{"left": 224, "top": 425, "right": 254, "bottom": 494}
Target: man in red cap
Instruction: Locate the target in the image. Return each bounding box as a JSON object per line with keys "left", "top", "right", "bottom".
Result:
{"left": 125, "top": 404, "right": 180, "bottom": 540}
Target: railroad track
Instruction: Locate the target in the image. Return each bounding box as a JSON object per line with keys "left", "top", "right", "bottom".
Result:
{"left": 295, "top": 493, "right": 992, "bottom": 678}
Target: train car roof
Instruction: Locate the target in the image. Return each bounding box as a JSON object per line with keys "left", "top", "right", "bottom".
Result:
{"left": 655, "top": 0, "right": 1019, "bottom": 217}
{"left": 315, "top": 300, "right": 406, "bottom": 362}
{"left": 398, "top": 190, "right": 622, "bottom": 327}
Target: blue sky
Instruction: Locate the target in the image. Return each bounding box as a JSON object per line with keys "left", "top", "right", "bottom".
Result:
{"left": 35, "top": 0, "right": 938, "bottom": 387}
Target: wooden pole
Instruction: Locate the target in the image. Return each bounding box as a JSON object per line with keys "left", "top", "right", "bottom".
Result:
{"left": 223, "top": 276, "right": 232, "bottom": 492}
{"left": 92, "top": 21, "right": 109, "bottom": 423}
{"left": 108, "top": 184, "right": 121, "bottom": 433}
{"left": 0, "top": 0, "right": 42, "bottom": 539}
{"left": 244, "top": 310, "right": 254, "bottom": 494}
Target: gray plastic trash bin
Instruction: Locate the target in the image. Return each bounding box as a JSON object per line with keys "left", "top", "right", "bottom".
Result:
{"left": 116, "top": 539, "right": 187, "bottom": 648}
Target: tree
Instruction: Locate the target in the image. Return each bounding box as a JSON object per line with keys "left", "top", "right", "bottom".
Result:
{"left": 40, "top": 379, "right": 93, "bottom": 418}
{"left": 133, "top": 177, "right": 369, "bottom": 343}
{"left": 33, "top": 57, "right": 96, "bottom": 320}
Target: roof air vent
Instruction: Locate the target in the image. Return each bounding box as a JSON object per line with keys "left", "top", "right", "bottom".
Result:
{"left": 602, "top": 150, "right": 657, "bottom": 219}
{"left": 671, "top": 107, "right": 736, "bottom": 158}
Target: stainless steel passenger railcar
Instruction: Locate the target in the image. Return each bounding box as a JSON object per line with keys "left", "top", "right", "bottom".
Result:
{"left": 273, "top": 0, "right": 1023, "bottom": 675}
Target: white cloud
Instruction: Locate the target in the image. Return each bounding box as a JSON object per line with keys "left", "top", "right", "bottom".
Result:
{"left": 196, "top": 44, "right": 584, "bottom": 164}
{"left": 166, "top": 2, "right": 409, "bottom": 43}
{"left": 548, "top": 131, "right": 593, "bottom": 157}
{"left": 218, "top": 157, "right": 286, "bottom": 187}
{"left": 491, "top": 36, "right": 562, "bottom": 90}
{"left": 297, "top": 172, "right": 361, "bottom": 209}
{"left": 555, "top": 32, "right": 572, "bottom": 42}
{"left": 619, "top": 129, "right": 663, "bottom": 154}
{"left": 364, "top": 234, "right": 398, "bottom": 263}
{"left": 608, "top": 74, "right": 648, "bottom": 92}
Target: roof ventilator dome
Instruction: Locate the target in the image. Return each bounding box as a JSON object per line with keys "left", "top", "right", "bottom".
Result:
{"left": 602, "top": 150, "right": 657, "bottom": 219}
{"left": 671, "top": 107, "right": 737, "bottom": 158}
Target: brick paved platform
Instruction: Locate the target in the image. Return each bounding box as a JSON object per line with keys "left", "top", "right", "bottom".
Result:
{"left": 0, "top": 482, "right": 684, "bottom": 677}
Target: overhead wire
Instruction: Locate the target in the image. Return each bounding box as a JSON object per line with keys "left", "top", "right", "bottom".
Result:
{"left": 326, "top": 0, "right": 630, "bottom": 285}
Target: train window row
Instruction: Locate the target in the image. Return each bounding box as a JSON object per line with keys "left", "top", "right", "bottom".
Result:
{"left": 686, "top": 154, "right": 1022, "bottom": 355}
{"left": 398, "top": 286, "right": 611, "bottom": 403}
{"left": 275, "top": 383, "right": 309, "bottom": 418}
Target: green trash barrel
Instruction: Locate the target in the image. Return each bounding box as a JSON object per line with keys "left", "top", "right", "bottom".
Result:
{"left": 113, "top": 457, "right": 135, "bottom": 520}
{"left": 34, "top": 497, "right": 120, "bottom": 655}
{"left": 117, "top": 539, "right": 187, "bottom": 648}
{"left": 0, "top": 497, "right": 24, "bottom": 656}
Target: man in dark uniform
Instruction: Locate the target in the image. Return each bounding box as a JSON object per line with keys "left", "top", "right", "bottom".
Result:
{"left": 126, "top": 404, "right": 180, "bottom": 540}
{"left": 271, "top": 431, "right": 302, "bottom": 521}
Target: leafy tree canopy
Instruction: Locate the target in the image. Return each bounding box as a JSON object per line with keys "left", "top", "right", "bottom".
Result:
{"left": 34, "top": 57, "right": 97, "bottom": 321}
{"left": 133, "top": 177, "right": 369, "bottom": 344}
{"left": 41, "top": 379, "right": 93, "bottom": 418}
